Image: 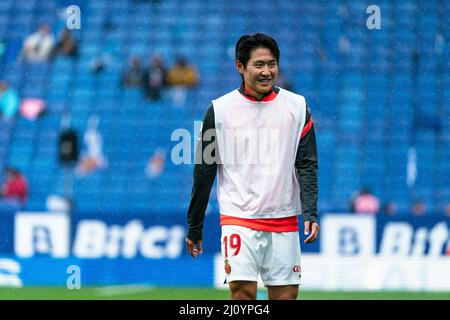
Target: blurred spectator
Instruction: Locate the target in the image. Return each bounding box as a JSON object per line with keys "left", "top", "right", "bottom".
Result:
{"left": 381, "top": 201, "right": 398, "bottom": 216}
{"left": 411, "top": 200, "right": 427, "bottom": 216}
{"left": 143, "top": 54, "right": 167, "bottom": 100}
{"left": 76, "top": 115, "right": 108, "bottom": 177}
{"left": 58, "top": 113, "right": 79, "bottom": 166}
{"left": 53, "top": 28, "right": 78, "bottom": 58}
{"left": 0, "top": 167, "right": 28, "bottom": 208}
{"left": 21, "top": 24, "right": 55, "bottom": 62}
{"left": 0, "top": 81, "right": 19, "bottom": 121}
{"left": 351, "top": 188, "right": 380, "bottom": 215}
{"left": 121, "top": 56, "right": 144, "bottom": 88}
{"left": 166, "top": 56, "right": 198, "bottom": 107}
{"left": 19, "top": 98, "right": 46, "bottom": 121}
{"left": 145, "top": 148, "right": 167, "bottom": 179}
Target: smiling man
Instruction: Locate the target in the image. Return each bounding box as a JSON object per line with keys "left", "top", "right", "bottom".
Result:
{"left": 186, "top": 33, "right": 319, "bottom": 300}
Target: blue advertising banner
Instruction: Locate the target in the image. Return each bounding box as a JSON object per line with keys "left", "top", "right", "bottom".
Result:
{"left": 321, "top": 214, "right": 450, "bottom": 256}
{"left": 3, "top": 211, "right": 450, "bottom": 258}
{"left": 376, "top": 215, "right": 450, "bottom": 256}
{"left": 0, "top": 255, "right": 214, "bottom": 287}
{"left": 1, "top": 210, "right": 317, "bottom": 257}
{"left": 2, "top": 211, "right": 450, "bottom": 286}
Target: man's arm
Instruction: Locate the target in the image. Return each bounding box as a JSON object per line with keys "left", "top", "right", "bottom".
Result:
{"left": 295, "top": 105, "right": 319, "bottom": 243}
{"left": 186, "top": 104, "right": 217, "bottom": 256}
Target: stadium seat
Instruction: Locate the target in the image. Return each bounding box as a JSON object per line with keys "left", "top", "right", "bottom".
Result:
{"left": 0, "top": 0, "right": 447, "bottom": 216}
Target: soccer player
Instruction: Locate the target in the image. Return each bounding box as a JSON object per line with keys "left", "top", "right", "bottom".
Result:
{"left": 186, "top": 33, "right": 319, "bottom": 300}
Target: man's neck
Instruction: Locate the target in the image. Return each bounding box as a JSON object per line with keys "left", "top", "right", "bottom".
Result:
{"left": 241, "top": 82, "right": 275, "bottom": 101}
{"left": 238, "top": 82, "right": 279, "bottom": 102}
{"left": 242, "top": 83, "right": 264, "bottom": 100}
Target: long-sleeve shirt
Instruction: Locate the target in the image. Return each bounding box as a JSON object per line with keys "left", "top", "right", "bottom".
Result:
{"left": 187, "top": 85, "right": 318, "bottom": 241}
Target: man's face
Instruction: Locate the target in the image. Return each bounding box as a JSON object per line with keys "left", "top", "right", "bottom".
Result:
{"left": 237, "top": 47, "right": 278, "bottom": 96}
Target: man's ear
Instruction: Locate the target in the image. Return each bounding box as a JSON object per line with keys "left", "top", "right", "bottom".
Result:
{"left": 235, "top": 60, "right": 244, "bottom": 75}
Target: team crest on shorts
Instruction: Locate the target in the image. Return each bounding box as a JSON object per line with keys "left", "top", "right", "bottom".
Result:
{"left": 292, "top": 265, "right": 301, "bottom": 278}
{"left": 224, "top": 259, "right": 231, "bottom": 274}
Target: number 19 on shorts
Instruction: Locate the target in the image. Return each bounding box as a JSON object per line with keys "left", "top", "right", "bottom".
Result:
{"left": 223, "top": 233, "right": 241, "bottom": 257}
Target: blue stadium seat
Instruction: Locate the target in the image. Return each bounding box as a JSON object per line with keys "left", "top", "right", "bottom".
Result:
{"left": 0, "top": 0, "right": 447, "bottom": 216}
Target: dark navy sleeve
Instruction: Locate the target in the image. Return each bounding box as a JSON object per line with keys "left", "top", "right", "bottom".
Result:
{"left": 186, "top": 103, "right": 218, "bottom": 241}
{"left": 295, "top": 106, "right": 319, "bottom": 223}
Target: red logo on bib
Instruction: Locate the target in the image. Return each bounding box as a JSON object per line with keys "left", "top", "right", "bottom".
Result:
{"left": 292, "top": 265, "right": 301, "bottom": 273}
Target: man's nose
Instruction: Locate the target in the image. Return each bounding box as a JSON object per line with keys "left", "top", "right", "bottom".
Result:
{"left": 261, "top": 66, "right": 270, "bottom": 75}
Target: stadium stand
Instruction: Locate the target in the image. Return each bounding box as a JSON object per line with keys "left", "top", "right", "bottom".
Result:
{"left": 0, "top": 0, "right": 449, "bottom": 216}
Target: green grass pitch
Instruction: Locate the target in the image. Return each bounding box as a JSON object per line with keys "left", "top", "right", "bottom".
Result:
{"left": 0, "top": 287, "right": 449, "bottom": 300}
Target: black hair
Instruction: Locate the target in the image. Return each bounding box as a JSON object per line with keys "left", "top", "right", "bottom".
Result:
{"left": 235, "top": 33, "right": 280, "bottom": 68}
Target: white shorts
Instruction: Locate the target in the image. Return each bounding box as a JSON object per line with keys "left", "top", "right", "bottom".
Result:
{"left": 221, "top": 225, "right": 302, "bottom": 286}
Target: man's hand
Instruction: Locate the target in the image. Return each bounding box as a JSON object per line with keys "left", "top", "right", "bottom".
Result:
{"left": 186, "top": 238, "right": 203, "bottom": 258}
{"left": 303, "top": 221, "right": 319, "bottom": 243}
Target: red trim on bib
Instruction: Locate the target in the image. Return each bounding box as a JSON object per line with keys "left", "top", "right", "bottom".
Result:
{"left": 301, "top": 117, "right": 313, "bottom": 139}
{"left": 220, "top": 214, "right": 299, "bottom": 232}
{"left": 239, "top": 84, "right": 278, "bottom": 102}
